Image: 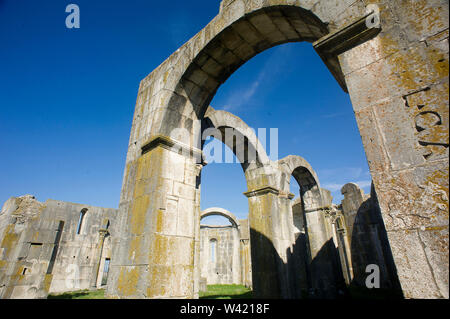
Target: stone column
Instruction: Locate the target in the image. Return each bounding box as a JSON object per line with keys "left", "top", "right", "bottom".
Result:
{"left": 91, "top": 229, "right": 108, "bottom": 288}
{"left": 107, "top": 136, "right": 201, "bottom": 299}
{"left": 244, "top": 186, "right": 294, "bottom": 298}
{"left": 277, "top": 191, "right": 300, "bottom": 298}
{"left": 192, "top": 163, "right": 204, "bottom": 299}
{"left": 231, "top": 226, "right": 241, "bottom": 284}
{"left": 291, "top": 198, "right": 311, "bottom": 297}
{"left": 303, "top": 189, "right": 342, "bottom": 298}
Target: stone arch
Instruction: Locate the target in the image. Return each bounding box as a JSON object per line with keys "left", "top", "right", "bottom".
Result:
{"left": 203, "top": 106, "right": 270, "bottom": 171}
{"left": 201, "top": 207, "right": 241, "bottom": 229}
{"left": 277, "top": 155, "right": 342, "bottom": 298}
{"left": 199, "top": 207, "right": 242, "bottom": 286}
{"left": 132, "top": 1, "right": 353, "bottom": 147}
{"left": 277, "top": 155, "right": 321, "bottom": 195}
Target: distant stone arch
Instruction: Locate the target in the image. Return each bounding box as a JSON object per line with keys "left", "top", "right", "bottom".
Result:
{"left": 203, "top": 106, "right": 270, "bottom": 171}
{"left": 199, "top": 207, "right": 243, "bottom": 286}
{"left": 201, "top": 207, "right": 241, "bottom": 229}
{"left": 277, "top": 155, "right": 321, "bottom": 195}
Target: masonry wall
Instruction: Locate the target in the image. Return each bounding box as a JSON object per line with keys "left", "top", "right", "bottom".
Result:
{"left": 339, "top": 183, "right": 400, "bottom": 292}
{"left": 0, "top": 195, "right": 117, "bottom": 298}
{"left": 200, "top": 226, "right": 237, "bottom": 285}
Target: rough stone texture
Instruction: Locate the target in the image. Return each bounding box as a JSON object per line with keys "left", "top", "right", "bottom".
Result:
{"left": 0, "top": 195, "right": 117, "bottom": 299}
{"left": 200, "top": 226, "right": 239, "bottom": 285}
{"left": 339, "top": 0, "right": 449, "bottom": 299}
{"left": 2, "top": 0, "right": 437, "bottom": 300}
{"left": 2, "top": 1, "right": 447, "bottom": 299}
{"left": 339, "top": 183, "right": 401, "bottom": 292}
{"left": 198, "top": 207, "right": 248, "bottom": 287}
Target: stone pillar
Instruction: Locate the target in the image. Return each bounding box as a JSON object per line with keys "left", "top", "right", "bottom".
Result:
{"left": 336, "top": 1, "right": 449, "bottom": 298}
{"left": 231, "top": 226, "right": 241, "bottom": 284}
{"left": 107, "top": 136, "right": 201, "bottom": 299}
{"left": 340, "top": 183, "right": 400, "bottom": 292}
{"left": 291, "top": 198, "right": 311, "bottom": 297}
{"left": 303, "top": 189, "right": 343, "bottom": 298}
{"left": 238, "top": 219, "right": 252, "bottom": 288}
{"left": 244, "top": 186, "right": 286, "bottom": 298}
{"left": 91, "top": 229, "right": 108, "bottom": 288}
{"left": 192, "top": 163, "right": 203, "bottom": 299}
{"left": 277, "top": 191, "right": 300, "bottom": 298}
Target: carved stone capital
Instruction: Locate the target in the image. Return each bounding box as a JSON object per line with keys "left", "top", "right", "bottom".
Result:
{"left": 141, "top": 135, "right": 203, "bottom": 161}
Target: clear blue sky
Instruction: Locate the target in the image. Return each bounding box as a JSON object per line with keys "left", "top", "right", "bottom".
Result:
{"left": 0, "top": 1, "right": 371, "bottom": 223}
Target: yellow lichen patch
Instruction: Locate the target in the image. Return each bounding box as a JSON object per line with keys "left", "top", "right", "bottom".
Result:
{"left": 0, "top": 225, "right": 19, "bottom": 253}
{"left": 43, "top": 274, "right": 53, "bottom": 293}
{"left": 425, "top": 169, "right": 449, "bottom": 218}
{"left": 405, "top": 0, "right": 447, "bottom": 40}
{"left": 155, "top": 209, "right": 164, "bottom": 234}
{"left": 425, "top": 226, "right": 448, "bottom": 231}
{"left": 129, "top": 194, "right": 150, "bottom": 235}
{"left": 128, "top": 236, "right": 142, "bottom": 262}
{"left": 31, "top": 231, "right": 40, "bottom": 242}
{"left": 146, "top": 265, "right": 168, "bottom": 297}
{"left": 151, "top": 233, "right": 170, "bottom": 266}
{"left": 117, "top": 266, "right": 139, "bottom": 297}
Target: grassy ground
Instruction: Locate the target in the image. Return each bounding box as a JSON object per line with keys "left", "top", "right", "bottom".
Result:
{"left": 47, "top": 285, "right": 399, "bottom": 299}
{"left": 48, "top": 285, "right": 252, "bottom": 299}
{"left": 47, "top": 289, "right": 105, "bottom": 299}
{"left": 199, "top": 284, "right": 253, "bottom": 299}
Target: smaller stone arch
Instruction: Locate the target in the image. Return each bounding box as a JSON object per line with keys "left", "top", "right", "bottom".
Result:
{"left": 203, "top": 106, "right": 270, "bottom": 171}
{"left": 277, "top": 155, "right": 321, "bottom": 196}
{"left": 201, "top": 207, "right": 241, "bottom": 229}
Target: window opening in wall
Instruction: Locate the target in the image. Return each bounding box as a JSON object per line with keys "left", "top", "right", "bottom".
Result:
{"left": 101, "top": 258, "right": 111, "bottom": 286}
{"left": 210, "top": 239, "right": 217, "bottom": 264}
{"left": 76, "top": 209, "right": 87, "bottom": 235}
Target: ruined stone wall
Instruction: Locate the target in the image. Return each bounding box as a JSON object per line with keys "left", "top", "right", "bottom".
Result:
{"left": 291, "top": 182, "right": 403, "bottom": 297}
{"left": 199, "top": 226, "right": 238, "bottom": 285}
{"left": 337, "top": 183, "right": 401, "bottom": 292}
{"left": 199, "top": 216, "right": 252, "bottom": 288}
{"left": 0, "top": 195, "right": 117, "bottom": 299}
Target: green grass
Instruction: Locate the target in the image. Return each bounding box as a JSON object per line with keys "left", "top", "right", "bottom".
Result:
{"left": 48, "top": 285, "right": 253, "bottom": 299}
{"left": 47, "top": 289, "right": 106, "bottom": 299}
{"left": 199, "top": 284, "right": 253, "bottom": 299}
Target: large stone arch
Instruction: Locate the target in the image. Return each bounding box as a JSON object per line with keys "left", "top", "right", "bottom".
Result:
{"left": 131, "top": 3, "right": 333, "bottom": 147}
{"left": 108, "top": 0, "right": 449, "bottom": 299}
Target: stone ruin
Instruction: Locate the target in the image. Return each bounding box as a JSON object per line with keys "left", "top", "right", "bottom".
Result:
{"left": 0, "top": 0, "right": 448, "bottom": 299}
{"left": 0, "top": 196, "right": 117, "bottom": 298}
